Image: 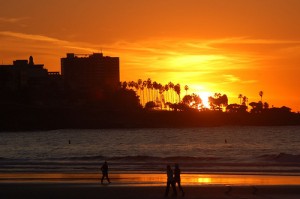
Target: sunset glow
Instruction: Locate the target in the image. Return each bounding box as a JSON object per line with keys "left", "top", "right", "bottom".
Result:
{"left": 198, "top": 92, "right": 211, "bottom": 109}
{"left": 2, "top": 173, "right": 300, "bottom": 186}
{"left": 1, "top": 0, "right": 300, "bottom": 111}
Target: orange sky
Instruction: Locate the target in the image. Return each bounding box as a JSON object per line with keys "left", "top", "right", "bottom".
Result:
{"left": 1, "top": 0, "right": 300, "bottom": 111}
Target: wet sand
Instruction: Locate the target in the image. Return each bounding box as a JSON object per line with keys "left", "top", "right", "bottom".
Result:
{"left": 1, "top": 173, "right": 300, "bottom": 198}
{"left": 1, "top": 173, "right": 300, "bottom": 186}
{"left": 1, "top": 183, "right": 300, "bottom": 199}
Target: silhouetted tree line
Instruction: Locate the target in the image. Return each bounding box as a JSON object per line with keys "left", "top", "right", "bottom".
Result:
{"left": 122, "top": 79, "right": 295, "bottom": 115}
{"left": 119, "top": 79, "right": 300, "bottom": 127}
{"left": 1, "top": 76, "right": 300, "bottom": 131}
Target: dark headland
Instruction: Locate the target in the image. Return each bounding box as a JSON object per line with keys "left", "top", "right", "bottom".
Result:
{"left": 1, "top": 106, "right": 300, "bottom": 131}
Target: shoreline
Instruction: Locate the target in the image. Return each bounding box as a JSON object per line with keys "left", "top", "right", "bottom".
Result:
{"left": 1, "top": 173, "right": 300, "bottom": 186}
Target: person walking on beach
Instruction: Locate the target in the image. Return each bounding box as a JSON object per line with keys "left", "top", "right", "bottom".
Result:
{"left": 100, "top": 161, "right": 111, "bottom": 184}
{"left": 174, "top": 164, "right": 185, "bottom": 196}
{"left": 165, "top": 165, "right": 177, "bottom": 197}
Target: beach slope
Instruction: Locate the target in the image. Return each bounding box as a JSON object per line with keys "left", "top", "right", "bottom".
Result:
{"left": 1, "top": 183, "right": 300, "bottom": 199}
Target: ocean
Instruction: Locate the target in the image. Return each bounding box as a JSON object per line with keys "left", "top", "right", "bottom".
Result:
{"left": 0, "top": 126, "right": 300, "bottom": 175}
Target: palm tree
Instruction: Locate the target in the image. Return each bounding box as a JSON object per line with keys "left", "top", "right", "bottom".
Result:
{"left": 184, "top": 85, "right": 189, "bottom": 96}
{"left": 137, "top": 79, "right": 143, "bottom": 86}
{"left": 164, "top": 84, "right": 169, "bottom": 103}
{"left": 174, "top": 83, "right": 181, "bottom": 103}
{"left": 137, "top": 79, "right": 143, "bottom": 105}
{"left": 168, "top": 82, "right": 174, "bottom": 103}
{"left": 137, "top": 79, "right": 142, "bottom": 92}
{"left": 259, "top": 91, "right": 263, "bottom": 102}
{"left": 242, "top": 96, "right": 248, "bottom": 106}
{"left": 152, "top": 81, "right": 158, "bottom": 101}
{"left": 158, "top": 83, "right": 164, "bottom": 109}
{"left": 146, "top": 78, "right": 152, "bottom": 102}
{"left": 238, "top": 94, "right": 243, "bottom": 105}
{"left": 141, "top": 86, "right": 145, "bottom": 106}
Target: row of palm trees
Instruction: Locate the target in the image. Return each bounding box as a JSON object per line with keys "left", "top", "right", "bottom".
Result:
{"left": 121, "top": 78, "right": 189, "bottom": 107}
{"left": 121, "top": 79, "right": 230, "bottom": 111}
{"left": 238, "top": 91, "right": 263, "bottom": 106}
{"left": 121, "top": 79, "right": 266, "bottom": 112}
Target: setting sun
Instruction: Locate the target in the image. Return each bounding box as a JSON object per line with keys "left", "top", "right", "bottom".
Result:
{"left": 197, "top": 92, "right": 211, "bottom": 109}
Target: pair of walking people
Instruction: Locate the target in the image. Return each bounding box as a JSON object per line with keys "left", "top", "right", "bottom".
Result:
{"left": 165, "top": 164, "right": 185, "bottom": 197}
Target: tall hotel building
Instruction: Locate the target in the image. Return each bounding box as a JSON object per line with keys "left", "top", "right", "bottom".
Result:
{"left": 61, "top": 53, "right": 120, "bottom": 97}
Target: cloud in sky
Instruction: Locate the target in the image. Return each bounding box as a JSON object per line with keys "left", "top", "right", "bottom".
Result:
{"left": 0, "top": 31, "right": 103, "bottom": 68}
{"left": 0, "top": 30, "right": 295, "bottom": 82}
{"left": 0, "top": 17, "right": 28, "bottom": 23}
{"left": 0, "top": 31, "right": 66, "bottom": 43}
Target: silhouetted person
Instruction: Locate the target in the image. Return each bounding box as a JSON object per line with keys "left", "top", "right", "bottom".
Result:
{"left": 101, "top": 161, "right": 111, "bottom": 184}
{"left": 174, "top": 164, "right": 185, "bottom": 196}
{"left": 165, "top": 165, "right": 177, "bottom": 197}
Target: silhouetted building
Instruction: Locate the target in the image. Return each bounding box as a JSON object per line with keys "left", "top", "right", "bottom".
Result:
{"left": 61, "top": 53, "right": 120, "bottom": 98}
{"left": 0, "top": 56, "right": 53, "bottom": 90}
{"left": 0, "top": 56, "right": 64, "bottom": 107}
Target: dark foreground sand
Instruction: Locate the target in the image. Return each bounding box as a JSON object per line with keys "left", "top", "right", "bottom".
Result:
{"left": 1, "top": 174, "right": 300, "bottom": 198}
{"left": 1, "top": 183, "right": 300, "bottom": 199}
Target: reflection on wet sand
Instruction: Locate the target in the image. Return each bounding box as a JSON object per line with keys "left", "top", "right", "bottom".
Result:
{"left": 1, "top": 173, "right": 300, "bottom": 186}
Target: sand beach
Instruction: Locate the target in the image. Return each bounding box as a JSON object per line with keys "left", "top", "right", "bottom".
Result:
{"left": 1, "top": 173, "right": 300, "bottom": 199}
{"left": 1, "top": 182, "right": 300, "bottom": 199}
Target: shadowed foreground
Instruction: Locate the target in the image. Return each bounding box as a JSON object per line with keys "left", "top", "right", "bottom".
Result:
{"left": 1, "top": 183, "right": 300, "bottom": 199}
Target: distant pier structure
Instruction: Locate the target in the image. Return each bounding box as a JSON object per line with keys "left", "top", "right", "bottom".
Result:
{"left": 61, "top": 53, "right": 120, "bottom": 98}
